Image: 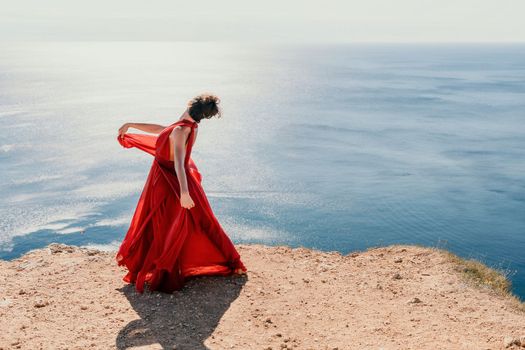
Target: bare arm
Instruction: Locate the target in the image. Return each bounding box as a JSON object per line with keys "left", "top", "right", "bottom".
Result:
{"left": 169, "top": 126, "right": 195, "bottom": 209}
{"left": 118, "top": 122, "right": 166, "bottom": 137}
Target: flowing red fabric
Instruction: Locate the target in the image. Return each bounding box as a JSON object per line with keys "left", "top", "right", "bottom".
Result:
{"left": 115, "top": 119, "right": 246, "bottom": 293}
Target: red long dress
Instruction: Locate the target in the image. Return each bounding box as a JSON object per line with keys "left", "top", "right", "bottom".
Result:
{"left": 115, "top": 119, "right": 247, "bottom": 293}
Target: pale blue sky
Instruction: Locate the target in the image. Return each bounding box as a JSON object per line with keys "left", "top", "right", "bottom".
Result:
{"left": 1, "top": 0, "right": 524, "bottom": 42}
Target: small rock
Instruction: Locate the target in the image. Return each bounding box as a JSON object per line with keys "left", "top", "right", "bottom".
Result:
{"left": 86, "top": 250, "right": 98, "bottom": 256}
{"left": 394, "top": 258, "right": 403, "bottom": 263}
{"left": 34, "top": 300, "right": 49, "bottom": 308}
{"left": 49, "top": 243, "right": 75, "bottom": 254}
{"left": 503, "top": 336, "right": 518, "bottom": 348}
{"left": 407, "top": 297, "right": 422, "bottom": 304}
{"left": 392, "top": 273, "right": 402, "bottom": 280}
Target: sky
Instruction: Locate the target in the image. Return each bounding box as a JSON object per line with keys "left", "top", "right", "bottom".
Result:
{"left": 0, "top": 0, "right": 524, "bottom": 42}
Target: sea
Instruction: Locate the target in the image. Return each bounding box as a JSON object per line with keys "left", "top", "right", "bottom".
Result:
{"left": 1, "top": 42, "right": 524, "bottom": 299}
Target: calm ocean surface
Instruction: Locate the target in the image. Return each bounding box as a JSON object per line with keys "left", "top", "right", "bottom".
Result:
{"left": 1, "top": 42, "right": 524, "bottom": 299}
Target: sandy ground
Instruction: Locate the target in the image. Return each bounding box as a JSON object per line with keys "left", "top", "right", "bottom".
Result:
{"left": 0, "top": 243, "right": 524, "bottom": 350}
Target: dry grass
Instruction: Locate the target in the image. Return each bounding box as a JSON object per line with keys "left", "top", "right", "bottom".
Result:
{"left": 436, "top": 246, "right": 525, "bottom": 314}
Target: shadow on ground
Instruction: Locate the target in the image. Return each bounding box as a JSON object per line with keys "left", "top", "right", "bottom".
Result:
{"left": 116, "top": 274, "right": 247, "bottom": 350}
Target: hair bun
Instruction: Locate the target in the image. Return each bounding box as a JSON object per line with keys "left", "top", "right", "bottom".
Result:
{"left": 203, "top": 95, "right": 220, "bottom": 106}
{"left": 187, "top": 93, "right": 222, "bottom": 122}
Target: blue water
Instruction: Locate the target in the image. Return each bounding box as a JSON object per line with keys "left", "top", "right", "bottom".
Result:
{"left": 1, "top": 42, "right": 524, "bottom": 299}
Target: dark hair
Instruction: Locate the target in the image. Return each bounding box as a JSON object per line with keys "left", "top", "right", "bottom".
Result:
{"left": 187, "top": 93, "right": 221, "bottom": 123}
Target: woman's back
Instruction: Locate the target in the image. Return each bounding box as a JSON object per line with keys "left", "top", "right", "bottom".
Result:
{"left": 155, "top": 119, "right": 198, "bottom": 164}
{"left": 168, "top": 122, "right": 198, "bottom": 162}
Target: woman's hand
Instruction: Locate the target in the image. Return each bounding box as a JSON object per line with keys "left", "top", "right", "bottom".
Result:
{"left": 180, "top": 192, "right": 195, "bottom": 209}
{"left": 118, "top": 123, "right": 130, "bottom": 138}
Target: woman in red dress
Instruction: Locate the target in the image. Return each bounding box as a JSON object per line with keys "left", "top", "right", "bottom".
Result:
{"left": 115, "top": 93, "right": 247, "bottom": 293}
